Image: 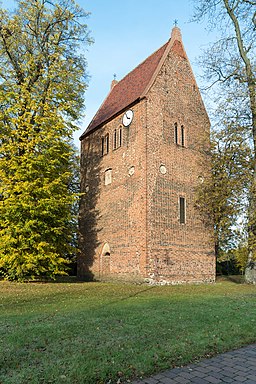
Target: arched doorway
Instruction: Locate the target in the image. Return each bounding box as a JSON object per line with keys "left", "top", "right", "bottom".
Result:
{"left": 100, "top": 243, "right": 111, "bottom": 276}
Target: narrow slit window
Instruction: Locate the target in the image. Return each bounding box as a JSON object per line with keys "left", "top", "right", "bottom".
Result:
{"left": 105, "top": 133, "right": 109, "bottom": 154}
{"left": 181, "top": 125, "right": 185, "bottom": 147}
{"left": 119, "top": 128, "right": 122, "bottom": 147}
{"left": 101, "top": 137, "right": 104, "bottom": 156}
{"left": 174, "top": 123, "right": 178, "bottom": 144}
{"left": 113, "top": 129, "right": 117, "bottom": 150}
{"left": 179, "top": 197, "right": 186, "bottom": 224}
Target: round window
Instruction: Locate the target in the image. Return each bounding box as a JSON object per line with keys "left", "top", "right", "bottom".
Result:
{"left": 160, "top": 165, "right": 167, "bottom": 174}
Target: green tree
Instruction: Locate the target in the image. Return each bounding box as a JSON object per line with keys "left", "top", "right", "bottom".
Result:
{"left": 234, "top": 242, "right": 249, "bottom": 273}
{"left": 196, "top": 122, "right": 251, "bottom": 259}
{"left": 0, "top": 0, "right": 92, "bottom": 280}
{"left": 193, "top": 0, "right": 256, "bottom": 282}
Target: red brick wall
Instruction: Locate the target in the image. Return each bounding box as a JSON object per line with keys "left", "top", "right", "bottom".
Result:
{"left": 78, "top": 100, "right": 148, "bottom": 281}
{"left": 78, "top": 43, "right": 215, "bottom": 283}
{"left": 145, "top": 50, "right": 215, "bottom": 283}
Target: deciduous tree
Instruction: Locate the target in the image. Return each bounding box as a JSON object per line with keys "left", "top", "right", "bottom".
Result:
{"left": 193, "top": 0, "right": 256, "bottom": 282}
{"left": 0, "top": 0, "right": 92, "bottom": 280}
{"left": 196, "top": 122, "right": 251, "bottom": 259}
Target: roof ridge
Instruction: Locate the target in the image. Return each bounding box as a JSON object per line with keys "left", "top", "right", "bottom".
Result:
{"left": 80, "top": 30, "right": 186, "bottom": 139}
{"left": 86, "top": 40, "right": 170, "bottom": 131}
{"left": 114, "top": 39, "right": 170, "bottom": 89}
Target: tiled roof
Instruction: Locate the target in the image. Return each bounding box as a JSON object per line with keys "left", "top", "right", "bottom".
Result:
{"left": 81, "top": 28, "right": 185, "bottom": 139}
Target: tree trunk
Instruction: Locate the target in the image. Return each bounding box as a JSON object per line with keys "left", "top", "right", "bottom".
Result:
{"left": 223, "top": 0, "right": 256, "bottom": 283}
{"left": 245, "top": 86, "right": 256, "bottom": 284}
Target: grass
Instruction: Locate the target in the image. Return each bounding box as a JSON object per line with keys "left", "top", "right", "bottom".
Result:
{"left": 0, "top": 278, "right": 256, "bottom": 384}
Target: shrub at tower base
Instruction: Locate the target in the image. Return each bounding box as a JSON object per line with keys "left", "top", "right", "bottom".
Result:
{"left": 0, "top": 0, "right": 92, "bottom": 281}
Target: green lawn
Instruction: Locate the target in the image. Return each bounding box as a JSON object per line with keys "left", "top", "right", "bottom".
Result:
{"left": 0, "top": 279, "right": 256, "bottom": 384}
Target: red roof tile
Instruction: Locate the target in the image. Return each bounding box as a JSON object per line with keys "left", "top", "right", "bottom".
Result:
{"left": 81, "top": 41, "right": 169, "bottom": 138}
{"left": 80, "top": 28, "right": 186, "bottom": 139}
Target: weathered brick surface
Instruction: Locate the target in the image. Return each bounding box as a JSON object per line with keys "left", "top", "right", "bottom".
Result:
{"left": 79, "top": 101, "right": 148, "bottom": 281}
{"left": 145, "top": 42, "right": 215, "bottom": 284}
{"left": 78, "top": 29, "right": 215, "bottom": 283}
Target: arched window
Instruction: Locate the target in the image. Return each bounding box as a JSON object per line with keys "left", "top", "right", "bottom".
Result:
{"left": 119, "top": 128, "right": 122, "bottom": 147}
{"left": 104, "top": 168, "right": 112, "bottom": 185}
{"left": 179, "top": 196, "right": 186, "bottom": 224}
{"left": 101, "top": 137, "right": 104, "bottom": 156}
{"left": 101, "top": 133, "right": 110, "bottom": 156}
{"left": 181, "top": 125, "right": 185, "bottom": 147}
{"left": 105, "top": 133, "right": 109, "bottom": 154}
{"left": 174, "top": 123, "right": 178, "bottom": 144}
{"left": 113, "top": 129, "right": 117, "bottom": 150}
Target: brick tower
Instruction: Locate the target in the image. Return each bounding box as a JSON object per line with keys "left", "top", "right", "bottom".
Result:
{"left": 78, "top": 27, "right": 215, "bottom": 283}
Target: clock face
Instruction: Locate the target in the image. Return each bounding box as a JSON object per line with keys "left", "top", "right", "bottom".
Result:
{"left": 122, "top": 110, "right": 133, "bottom": 126}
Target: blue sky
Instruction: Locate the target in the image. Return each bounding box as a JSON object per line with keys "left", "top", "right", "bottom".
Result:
{"left": 1, "top": 0, "right": 217, "bottom": 148}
